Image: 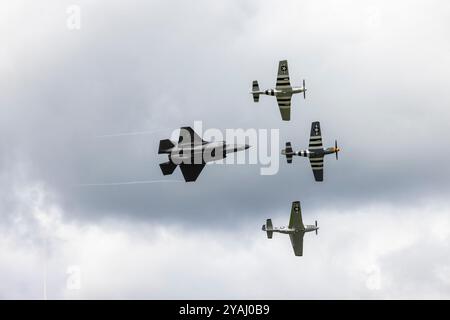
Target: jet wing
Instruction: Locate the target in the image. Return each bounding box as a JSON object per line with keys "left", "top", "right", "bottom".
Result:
{"left": 309, "top": 157, "right": 324, "bottom": 181}
{"left": 289, "top": 232, "right": 304, "bottom": 256}
{"left": 288, "top": 201, "right": 305, "bottom": 230}
{"left": 276, "top": 95, "right": 292, "bottom": 121}
{"left": 179, "top": 163, "right": 206, "bottom": 182}
{"left": 275, "top": 60, "right": 291, "bottom": 90}
{"left": 178, "top": 127, "right": 206, "bottom": 146}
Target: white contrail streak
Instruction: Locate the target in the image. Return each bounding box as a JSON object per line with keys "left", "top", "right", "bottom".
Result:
{"left": 76, "top": 180, "right": 183, "bottom": 186}
{"left": 95, "top": 129, "right": 166, "bottom": 138}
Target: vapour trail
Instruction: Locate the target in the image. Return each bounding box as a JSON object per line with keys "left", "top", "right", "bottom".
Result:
{"left": 95, "top": 128, "right": 168, "bottom": 138}
{"left": 76, "top": 180, "right": 183, "bottom": 186}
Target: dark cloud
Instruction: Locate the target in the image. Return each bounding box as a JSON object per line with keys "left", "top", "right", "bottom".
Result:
{"left": 1, "top": 0, "right": 450, "bottom": 228}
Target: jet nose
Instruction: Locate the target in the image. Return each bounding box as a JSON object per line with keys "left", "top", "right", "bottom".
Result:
{"left": 233, "top": 144, "right": 251, "bottom": 152}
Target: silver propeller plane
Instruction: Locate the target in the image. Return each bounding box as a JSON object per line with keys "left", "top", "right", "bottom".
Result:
{"left": 262, "top": 201, "right": 318, "bottom": 257}
{"left": 158, "top": 127, "right": 250, "bottom": 182}
{"left": 282, "top": 121, "right": 340, "bottom": 182}
{"left": 251, "top": 60, "right": 306, "bottom": 121}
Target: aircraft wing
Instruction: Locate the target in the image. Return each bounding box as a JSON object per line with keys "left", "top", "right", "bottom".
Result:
{"left": 178, "top": 127, "right": 206, "bottom": 146}
{"left": 309, "top": 122, "right": 324, "bottom": 181}
{"left": 309, "top": 121, "right": 323, "bottom": 149}
{"left": 309, "top": 157, "right": 324, "bottom": 181}
{"left": 275, "top": 60, "right": 291, "bottom": 90}
{"left": 179, "top": 163, "right": 206, "bottom": 182}
{"left": 288, "top": 201, "right": 305, "bottom": 230}
{"left": 276, "top": 95, "right": 292, "bottom": 121}
{"left": 289, "top": 232, "right": 304, "bottom": 256}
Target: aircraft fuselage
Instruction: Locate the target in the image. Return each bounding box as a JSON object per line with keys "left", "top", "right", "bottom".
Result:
{"left": 258, "top": 86, "right": 306, "bottom": 97}
{"left": 294, "top": 147, "right": 339, "bottom": 158}
{"left": 165, "top": 141, "right": 249, "bottom": 165}
{"left": 270, "top": 225, "right": 318, "bottom": 234}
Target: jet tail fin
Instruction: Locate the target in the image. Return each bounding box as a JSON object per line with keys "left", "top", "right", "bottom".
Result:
{"left": 158, "top": 139, "right": 175, "bottom": 154}
{"left": 159, "top": 161, "right": 177, "bottom": 176}
{"left": 262, "top": 219, "right": 273, "bottom": 239}
{"left": 252, "top": 80, "right": 260, "bottom": 102}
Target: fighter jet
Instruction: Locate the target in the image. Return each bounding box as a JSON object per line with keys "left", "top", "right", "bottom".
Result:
{"left": 262, "top": 201, "right": 318, "bottom": 257}
{"left": 158, "top": 127, "right": 250, "bottom": 182}
{"left": 281, "top": 121, "right": 340, "bottom": 182}
{"left": 250, "top": 60, "right": 306, "bottom": 121}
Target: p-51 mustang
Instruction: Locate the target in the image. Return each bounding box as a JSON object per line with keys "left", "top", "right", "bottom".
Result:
{"left": 282, "top": 121, "right": 340, "bottom": 182}
{"left": 158, "top": 127, "right": 250, "bottom": 182}
{"left": 262, "top": 201, "right": 318, "bottom": 257}
{"left": 250, "top": 60, "right": 306, "bottom": 121}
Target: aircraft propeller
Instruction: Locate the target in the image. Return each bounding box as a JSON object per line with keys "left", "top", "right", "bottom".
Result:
{"left": 303, "top": 79, "right": 306, "bottom": 99}
{"left": 335, "top": 140, "right": 339, "bottom": 160}
{"left": 315, "top": 220, "right": 318, "bottom": 235}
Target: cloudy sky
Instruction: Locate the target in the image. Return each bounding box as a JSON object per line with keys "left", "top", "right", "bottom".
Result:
{"left": 1, "top": 0, "right": 450, "bottom": 299}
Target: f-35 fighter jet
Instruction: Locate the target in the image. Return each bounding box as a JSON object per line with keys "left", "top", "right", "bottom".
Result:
{"left": 158, "top": 127, "right": 250, "bottom": 182}
{"left": 250, "top": 60, "right": 306, "bottom": 121}
{"left": 282, "top": 121, "right": 340, "bottom": 182}
{"left": 262, "top": 201, "right": 318, "bottom": 257}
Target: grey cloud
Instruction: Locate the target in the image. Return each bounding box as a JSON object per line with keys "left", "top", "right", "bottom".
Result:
{"left": 1, "top": 0, "right": 450, "bottom": 298}
{"left": 2, "top": 0, "right": 448, "bottom": 225}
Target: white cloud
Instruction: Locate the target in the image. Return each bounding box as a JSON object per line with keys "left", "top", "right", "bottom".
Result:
{"left": 1, "top": 184, "right": 449, "bottom": 299}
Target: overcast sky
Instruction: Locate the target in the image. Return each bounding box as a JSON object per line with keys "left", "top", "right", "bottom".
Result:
{"left": 1, "top": 0, "right": 450, "bottom": 299}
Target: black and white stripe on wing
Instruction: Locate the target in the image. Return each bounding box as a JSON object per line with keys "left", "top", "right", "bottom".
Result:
{"left": 276, "top": 95, "right": 292, "bottom": 107}
{"left": 276, "top": 95, "right": 292, "bottom": 121}
{"left": 309, "top": 157, "right": 324, "bottom": 181}
{"left": 309, "top": 157, "right": 324, "bottom": 169}
{"left": 275, "top": 60, "right": 291, "bottom": 90}
{"left": 308, "top": 121, "right": 323, "bottom": 149}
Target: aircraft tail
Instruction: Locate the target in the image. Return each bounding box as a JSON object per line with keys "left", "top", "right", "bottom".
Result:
{"left": 261, "top": 219, "right": 273, "bottom": 239}
{"left": 159, "top": 161, "right": 177, "bottom": 176}
{"left": 158, "top": 139, "right": 175, "bottom": 154}
{"left": 252, "top": 80, "right": 260, "bottom": 102}
{"left": 282, "top": 142, "right": 294, "bottom": 163}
